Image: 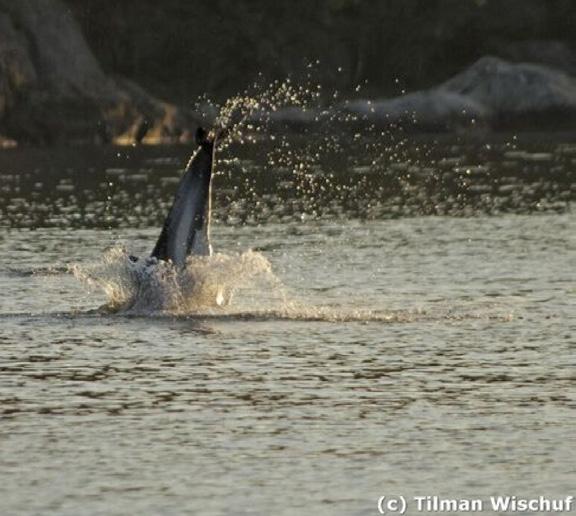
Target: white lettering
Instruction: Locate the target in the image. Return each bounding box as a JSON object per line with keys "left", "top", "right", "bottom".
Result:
{"left": 490, "top": 496, "right": 511, "bottom": 511}
{"left": 413, "top": 496, "right": 483, "bottom": 512}
{"left": 414, "top": 496, "right": 426, "bottom": 511}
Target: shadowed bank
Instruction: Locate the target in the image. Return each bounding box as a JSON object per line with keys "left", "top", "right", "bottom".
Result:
{"left": 3, "top": 1, "right": 576, "bottom": 144}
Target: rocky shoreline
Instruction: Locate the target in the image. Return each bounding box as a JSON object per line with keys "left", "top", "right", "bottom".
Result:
{"left": 260, "top": 57, "right": 576, "bottom": 133}
{"left": 2, "top": 1, "right": 576, "bottom": 145}
{"left": 0, "top": 0, "right": 200, "bottom": 146}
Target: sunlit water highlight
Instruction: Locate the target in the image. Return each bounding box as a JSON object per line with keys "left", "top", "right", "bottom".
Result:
{"left": 0, "top": 131, "right": 574, "bottom": 515}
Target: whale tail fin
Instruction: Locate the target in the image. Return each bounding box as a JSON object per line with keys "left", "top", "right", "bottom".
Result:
{"left": 151, "top": 126, "right": 223, "bottom": 268}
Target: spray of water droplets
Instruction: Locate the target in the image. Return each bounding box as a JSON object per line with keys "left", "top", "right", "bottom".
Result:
{"left": 190, "top": 72, "right": 446, "bottom": 227}
{"left": 68, "top": 70, "right": 535, "bottom": 319}
{"left": 71, "top": 246, "right": 288, "bottom": 315}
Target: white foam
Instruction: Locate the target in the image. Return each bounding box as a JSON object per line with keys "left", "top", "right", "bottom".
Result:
{"left": 71, "top": 247, "right": 283, "bottom": 315}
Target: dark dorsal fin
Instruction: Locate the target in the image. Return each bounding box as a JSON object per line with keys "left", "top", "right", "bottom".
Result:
{"left": 150, "top": 126, "right": 217, "bottom": 267}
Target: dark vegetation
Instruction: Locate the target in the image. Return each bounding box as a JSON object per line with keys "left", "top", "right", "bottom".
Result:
{"left": 69, "top": 0, "right": 576, "bottom": 103}
{"left": 2, "top": 0, "right": 576, "bottom": 144}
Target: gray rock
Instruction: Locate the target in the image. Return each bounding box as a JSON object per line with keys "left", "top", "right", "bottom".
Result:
{"left": 0, "top": 0, "right": 198, "bottom": 144}
{"left": 0, "top": 0, "right": 114, "bottom": 99}
{"left": 338, "top": 90, "right": 490, "bottom": 131}
{"left": 440, "top": 56, "right": 576, "bottom": 127}
{"left": 335, "top": 56, "right": 576, "bottom": 132}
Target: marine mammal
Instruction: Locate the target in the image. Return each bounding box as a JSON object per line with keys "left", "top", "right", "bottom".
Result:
{"left": 151, "top": 127, "right": 220, "bottom": 267}
{"left": 124, "top": 126, "right": 233, "bottom": 308}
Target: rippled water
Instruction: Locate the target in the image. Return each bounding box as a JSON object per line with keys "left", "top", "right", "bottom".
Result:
{"left": 0, "top": 134, "right": 575, "bottom": 515}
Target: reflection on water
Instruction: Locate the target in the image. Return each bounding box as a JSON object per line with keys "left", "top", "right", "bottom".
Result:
{"left": 0, "top": 135, "right": 574, "bottom": 515}
{"left": 0, "top": 134, "right": 574, "bottom": 230}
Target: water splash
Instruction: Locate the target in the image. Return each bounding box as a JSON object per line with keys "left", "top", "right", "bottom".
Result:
{"left": 70, "top": 247, "right": 515, "bottom": 323}
{"left": 70, "top": 246, "right": 408, "bottom": 321}
{"left": 71, "top": 246, "right": 284, "bottom": 315}
{"left": 205, "top": 77, "right": 323, "bottom": 147}
{"left": 193, "top": 77, "right": 427, "bottom": 225}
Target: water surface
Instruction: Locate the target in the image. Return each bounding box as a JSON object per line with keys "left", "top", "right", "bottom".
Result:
{"left": 0, "top": 134, "right": 574, "bottom": 515}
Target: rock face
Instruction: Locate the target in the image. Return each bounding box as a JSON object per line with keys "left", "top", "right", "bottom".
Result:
{"left": 338, "top": 90, "right": 489, "bottom": 131}
{"left": 334, "top": 56, "right": 576, "bottom": 132}
{"left": 0, "top": 0, "right": 197, "bottom": 144}
{"left": 1, "top": 0, "right": 575, "bottom": 144}
{"left": 440, "top": 56, "right": 576, "bottom": 128}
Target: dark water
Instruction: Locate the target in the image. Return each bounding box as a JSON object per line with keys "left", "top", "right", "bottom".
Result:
{"left": 0, "top": 134, "right": 574, "bottom": 515}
